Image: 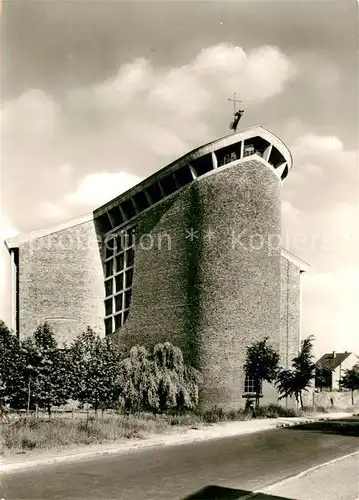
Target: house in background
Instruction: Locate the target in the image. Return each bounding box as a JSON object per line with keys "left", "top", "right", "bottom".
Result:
{"left": 315, "top": 351, "right": 359, "bottom": 391}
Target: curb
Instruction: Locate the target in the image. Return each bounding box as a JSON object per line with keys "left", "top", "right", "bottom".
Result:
{"left": 275, "top": 413, "right": 352, "bottom": 428}
{"left": 2, "top": 420, "right": 279, "bottom": 474}
{"left": 1, "top": 413, "right": 354, "bottom": 474}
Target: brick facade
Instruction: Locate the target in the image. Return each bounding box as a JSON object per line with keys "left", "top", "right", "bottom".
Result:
{"left": 113, "top": 159, "right": 283, "bottom": 409}
{"left": 280, "top": 256, "right": 301, "bottom": 369}
{"left": 6, "top": 127, "right": 306, "bottom": 409}
{"left": 17, "top": 220, "right": 105, "bottom": 344}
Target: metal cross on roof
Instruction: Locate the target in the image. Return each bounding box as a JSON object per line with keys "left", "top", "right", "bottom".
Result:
{"left": 228, "top": 93, "right": 244, "bottom": 132}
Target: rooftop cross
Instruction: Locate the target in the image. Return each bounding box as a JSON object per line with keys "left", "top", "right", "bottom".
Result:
{"left": 228, "top": 93, "right": 244, "bottom": 132}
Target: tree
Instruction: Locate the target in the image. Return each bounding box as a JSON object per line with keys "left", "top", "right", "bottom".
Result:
{"left": 117, "top": 346, "right": 159, "bottom": 413}
{"left": 0, "top": 320, "right": 21, "bottom": 408}
{"left": 153, "top": 342, "right": 201, "bottom": 413}
{"left": 27, "top": 323, "right": 71, "bottom": 417}
{"left": 69, "top": 327, "right": 121, "bottom": 414}
{"left": 243, "top": 337, "right": 280, "bottom": 407}
{"left": 315, "top": 366, "right": 333, "bottom": 391}
{"left": 340, "top": 364, "right": 359, "bottom": 405}
{"left": 0, "top": 320, "right": 31, "bottom": 411}
{"left": 116, "top": 342, "right": 202, "bottom": 414}
{"left": 276, "top": 336, "right": 316, "bottom": 408}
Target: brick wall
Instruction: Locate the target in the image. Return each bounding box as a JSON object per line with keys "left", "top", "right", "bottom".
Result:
{"left": 18, "top": 220, "right": 105, "bottom": 344}
{"left": 280, "top": 256, "right": 301, "bottom": 369}
{"left": 114, "top": 159, "right": 282, "bottom": 410}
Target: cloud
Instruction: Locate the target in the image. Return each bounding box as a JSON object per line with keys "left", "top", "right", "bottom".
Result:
{"left": 302, "top": 271, "right": 359, "bottom": 356}
{"left": 68, "top": 44, "right": 295, "bottom": 116}
{"left": 281, "top": 132, "right": 359, "bottom": 356}
{"left": 66, "top": 171, "right": 142, "bottom": 207}
{"left": 2, "top": 43, "right": 296, "bottom": 232}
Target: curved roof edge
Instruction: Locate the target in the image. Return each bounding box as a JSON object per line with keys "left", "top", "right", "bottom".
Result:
{"left": 94, "top": 126, "right": 292, "bottom": 217}
{"left": 181, "top": 125, "right": 293, "bottom": 171}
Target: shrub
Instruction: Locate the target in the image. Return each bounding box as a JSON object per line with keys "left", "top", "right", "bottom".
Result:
{"left": 202, "top": 405, "right": 225, "bottom": 423}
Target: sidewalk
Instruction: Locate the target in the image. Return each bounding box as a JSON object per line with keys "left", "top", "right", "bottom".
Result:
{"left": 253, "top": 451, "right": 359, "bottom": 500}
{"left": 1, "top": 411, "right": 354, "bottom": 474}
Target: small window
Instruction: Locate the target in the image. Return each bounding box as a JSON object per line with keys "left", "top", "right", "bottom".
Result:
{"left": 105, "top": 237, "right": 116, "bottom": 259}
{"left": 191, "top": 154, "right": 213, "bottom": 178}
{"left": 126, "top": 248, "right": 134, "bottom": 268}
{"left": 216, "top": 143, "right": 241, "bottom": 167}
{"left": 123, "top": 310, "right": 129, "bottom": 322}
{"left": 97, "top": 213, "right": 112, "bottom": 234}
{"left": 108, "top": 206, "right": 124, "bottom": 228}
{"left": 115, "top": 293, "right": 123, "bottom": 312}
{"left": 125, "top": 268, "right": 133, "bottom": 288}
{"left": 116, "top": 273, "right": 124, "bottom": 292}
{"left": 160, "top": 174, "right": 177, "bottom": 196}
{"left": 105, "top": 298, "right": 113, "bottom": 316}
{"left": 174, "top": 166, "right": 193, "bottom": 187}
{"left": 147, "top": 182, "right": 162, "bottom": 204}
{"left": 269, "top": 147, "right": 286, "bottom": 169}
{"left": 133, "top": 191, "right": 150, "bottom": 211}
{"left": 121, "top": 199, "right": 136, "bottom": 220}
{"left": 105, "top": 318, "right": 113, "bottom": 336}
{"left": 125, "top": 289, "right": 132, "bottom": 309}
{"left": 105, "top": 260, "right": 114, "bottom": 278}
{"left": 114, "top": 314, "right": 123, "bottom": 329}
{"left": 243, "top": 145, "right": 255, "bottom": 157}
{"left": 105, "top": 279, "right": 113, "bottom": 297}
{"left": 127, "top": 229, "right": 135, "bottom": 248}
{"left": 116, "top": 253, "right": 124, "bottom": 273}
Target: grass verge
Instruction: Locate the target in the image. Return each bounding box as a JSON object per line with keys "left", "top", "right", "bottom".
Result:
{"left": 0, "top": 404, "right": 342, "bottom": 456}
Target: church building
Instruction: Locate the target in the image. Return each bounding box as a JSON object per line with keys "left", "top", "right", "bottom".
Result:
{"left": 3, "top": 126, "right": 308, "bottom": 409}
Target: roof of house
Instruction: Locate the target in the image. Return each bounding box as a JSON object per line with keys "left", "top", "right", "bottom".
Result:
{"left": 316, "top": 352, "right": 357, "bottom": 370}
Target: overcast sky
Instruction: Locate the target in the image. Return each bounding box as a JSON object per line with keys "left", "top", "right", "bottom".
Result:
{"left": 1, "top": 0, "right": 358, "bottom": 356}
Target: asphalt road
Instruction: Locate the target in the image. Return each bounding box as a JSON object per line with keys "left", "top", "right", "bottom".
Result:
{"left": 2, "top": 418, "right": 359, "bottom": 500}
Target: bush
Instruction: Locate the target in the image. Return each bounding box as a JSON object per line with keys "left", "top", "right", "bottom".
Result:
{"left": 202, "top": 405, "right": 225, "bottom": 423}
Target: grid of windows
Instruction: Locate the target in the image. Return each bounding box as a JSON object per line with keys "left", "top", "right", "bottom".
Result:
{"left": 244, "top": 374, "right": 262, "bottom": 394}
{"left": 104, "top": 228, "right": 135, "bottom": 335}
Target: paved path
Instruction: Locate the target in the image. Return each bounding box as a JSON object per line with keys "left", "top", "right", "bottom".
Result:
{"left": 2, "top": 417, "right": 359, "bottom": 499}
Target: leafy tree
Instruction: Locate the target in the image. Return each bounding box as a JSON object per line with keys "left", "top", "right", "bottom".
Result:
{"left": 0, "top": 320, "right": 24, "bottom": 409}
{"left": 340, "top": 364, "right": 359, "bottom": 405}
{"left": 243, "top": 337, "right": 280, "bottom": 407}
{"left": 276, "top": 336, "right": 316, "bottom": 407}
{"left": 69, "top": 327, "right": 121, "bottom": 414}
{"left": 27, "top": 323, "right": 71, "bottom": 417}
{"left": 315, "top": 366, "right": 333, "bottom": 391}
{"left": 117, "top": 342, "right": 201, "bottom": 414}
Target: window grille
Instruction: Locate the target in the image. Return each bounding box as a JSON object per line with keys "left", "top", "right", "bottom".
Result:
{"left": 103, "top": 227, "right": 136, "bottom": 334}
{"left": 244, "top": 374, "right": 262, "bottom": 393}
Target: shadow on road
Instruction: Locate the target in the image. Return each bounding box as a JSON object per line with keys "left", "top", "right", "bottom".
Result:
{"left": 284, "top": 417, "right": 359, "bottom": 437}
{"left": 182, "top": 485, "right": 294, "bottom": 499}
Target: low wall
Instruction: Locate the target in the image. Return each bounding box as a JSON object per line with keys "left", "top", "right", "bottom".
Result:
{"left": 303, "top": 389, "right": 359, "bottom": 409}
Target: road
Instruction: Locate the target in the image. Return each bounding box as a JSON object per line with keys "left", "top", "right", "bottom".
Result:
{"left": 2, "top": 417, "right": 359, "bottom": 500}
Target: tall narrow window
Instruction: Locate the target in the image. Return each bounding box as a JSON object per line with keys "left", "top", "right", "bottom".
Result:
{"left": 103, "top": 227, "right": 136, "bottom": 334}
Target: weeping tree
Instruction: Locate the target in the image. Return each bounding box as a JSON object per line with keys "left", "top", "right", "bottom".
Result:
{"left": 153, "top": 342, "right": 201, "bottom": 413}
{"left": 116, "top": 342, "right": 201, "bottom": 414}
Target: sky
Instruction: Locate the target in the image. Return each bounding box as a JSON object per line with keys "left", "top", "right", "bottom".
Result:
{"left": 1, "top": 0, "right": 358, "bottom": 357}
